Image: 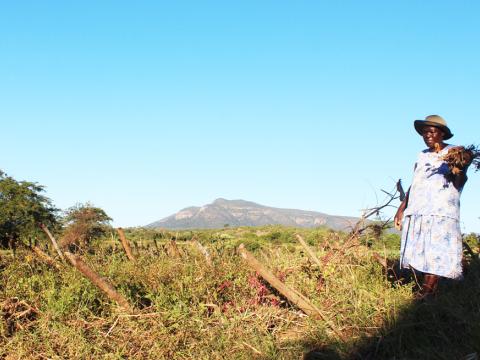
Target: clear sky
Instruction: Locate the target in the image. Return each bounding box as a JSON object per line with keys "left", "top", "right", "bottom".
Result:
{"left": 1, "top": 1, "right": 479, "bottom": 232}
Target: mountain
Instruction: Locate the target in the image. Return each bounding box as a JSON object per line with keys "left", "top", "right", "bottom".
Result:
{"left": 146, "top": 198, "right": 362, "bottom": 231}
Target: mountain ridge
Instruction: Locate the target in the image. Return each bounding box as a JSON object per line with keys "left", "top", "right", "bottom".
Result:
{"left": 146, "top": 198, "right": 362, "bottom": 231}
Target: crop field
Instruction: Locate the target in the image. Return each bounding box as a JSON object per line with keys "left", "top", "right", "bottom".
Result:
{"left": 1, "top": 226, "right": 479, "bottom": 359}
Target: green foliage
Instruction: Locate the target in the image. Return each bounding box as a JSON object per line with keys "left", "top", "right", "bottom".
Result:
{"left": 0, "top": 170, "right": 58, "bottom": 248}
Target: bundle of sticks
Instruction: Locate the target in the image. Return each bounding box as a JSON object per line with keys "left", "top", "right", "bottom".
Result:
{"left": 442, "top": 145, "right": 480, "bottom": 174}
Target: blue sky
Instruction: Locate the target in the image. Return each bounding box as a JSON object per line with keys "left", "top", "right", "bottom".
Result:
{"left": 1, "top": 1, "right": 479, "bottom": 232}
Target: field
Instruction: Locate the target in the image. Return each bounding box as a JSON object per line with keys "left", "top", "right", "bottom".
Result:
{"left": 1, "top": 226, "right": 479, "bottom": 359}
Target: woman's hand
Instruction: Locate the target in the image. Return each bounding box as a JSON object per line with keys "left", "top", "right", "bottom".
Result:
{"left": 394, "top": 210, "right": 403, "bottom": 231}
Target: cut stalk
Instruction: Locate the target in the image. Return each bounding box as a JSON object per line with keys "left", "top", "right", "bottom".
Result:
{"left": 64, "top": 251, "right": 133, "bottom": 312}
{"left": 30, "top": 245, "right": 62, "bottom": 270}
{"left": 237, "top": 244, "right": 343, "bottom": 339}
{"left": 295, "top": 234, "right": 322, "bottom": 268}
{"left": 116, "top": 228, "right": 135, "bottom": 261}
{"left": 39, "top": 224, "right": 65, "bottom": 261}
{"left": 191, "top": 240, "right": 212, "bottom": 266}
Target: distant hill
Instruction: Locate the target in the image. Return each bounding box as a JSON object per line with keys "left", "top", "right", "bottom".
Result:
{"left": 146, "top": 198, "right": 363, "bottom": 231}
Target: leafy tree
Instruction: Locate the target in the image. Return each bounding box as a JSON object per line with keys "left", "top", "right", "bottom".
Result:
{"left": 61, "top": 202, "right": 112, "bottom": 248}
{"left": 0, "top": 170, "right": 58, "bottom": 248}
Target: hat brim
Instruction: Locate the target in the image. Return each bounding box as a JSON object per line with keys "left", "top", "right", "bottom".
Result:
{"left": 414, "top": 120, "right": 453, "bottom": 140}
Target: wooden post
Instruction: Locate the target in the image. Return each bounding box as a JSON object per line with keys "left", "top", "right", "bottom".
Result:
{"left": 116, "top": 228, "right": 135, "bottom": 261}
{"left": 295, "top": 234, "right": 322, "bottom": 268}
{"left": 64, "top": 251, "right": 133, "bottom": 313}
{"left": 31, "top": 246, "right": 62, "bottom": 270}
{"left": 237, "top": 244, "right": 343, "bottom": 339}
{"left": 39, "top": 224, "right": 65, "bottom": 261}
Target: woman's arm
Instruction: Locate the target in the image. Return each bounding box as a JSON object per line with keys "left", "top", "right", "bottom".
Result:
{"left": 452, "top": 171, "right": 468, "bottom": 190}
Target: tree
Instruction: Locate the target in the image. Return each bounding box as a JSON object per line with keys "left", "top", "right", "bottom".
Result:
{"left": 61, "top": 202, "right": 112, "bottom": 249}
{"left": 0, "top": 170, "right": 58, "bottom": 248}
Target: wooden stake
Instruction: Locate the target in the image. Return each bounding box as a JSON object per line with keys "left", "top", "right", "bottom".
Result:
{"left": 237, "top": 244, "right": 343, "bottom": 339}
{"left": 116, "top": 228, "right": 135, "bottom": 261}
{"left": 39, "top": 224, "right": 65, "bottom": 261}
{"left": 295, "top": 234, "right": 322, "bottom": 268}
{"left": 64, "top": 251, "right": 133, "bottom": 312}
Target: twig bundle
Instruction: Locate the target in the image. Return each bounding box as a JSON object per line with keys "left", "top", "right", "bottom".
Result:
{"left": 442, "top": 145, "right": 480, "bottom": 174}
{"left": 1, "top": 297, "right": 39, "bottom": 335}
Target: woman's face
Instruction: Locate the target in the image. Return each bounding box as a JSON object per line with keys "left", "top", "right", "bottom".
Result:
{"left": 422, "top": 126, "right": 445, "bottom": 149}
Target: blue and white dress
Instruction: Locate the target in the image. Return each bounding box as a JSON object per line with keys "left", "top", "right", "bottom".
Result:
{"left": 400, "top": 145, "right": 464, "bottom": 279}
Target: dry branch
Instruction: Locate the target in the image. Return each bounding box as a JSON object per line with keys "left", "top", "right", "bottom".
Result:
{"left": 295, "top": 234, "right": 322, "bottom": 268}
{"left": 237, "top": 244, "right": 343, "bottom": 339}
{"left": 116, "top": 228, "right": 135, "bottom": 261}
{"left": 348, "top": 180, "right": 402, "bottom": 241}
{"left": 39, "top": 223, "right": 65, "bottom": 261}
{"left": 64, "top": 251, "right": 133, "bottom": 312}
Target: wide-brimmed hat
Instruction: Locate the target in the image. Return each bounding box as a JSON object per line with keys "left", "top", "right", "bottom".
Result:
{"left": 414, "top": 115, "right": 453, "bottom": 140}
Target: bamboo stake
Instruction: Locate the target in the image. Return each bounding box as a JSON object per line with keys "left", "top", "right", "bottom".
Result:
{"left": 237, "top": 244, "right": 343, "bottom": 339}
{"left": 30, "top": 246, "right": 62, "bottom": 270}
{"left": 295, "top": 234, "right": 322, "bottom": 268}
{"left": 64, "top": 251, "right": 133, "bottom": 312}
{"left": 39, "top": 224, "right": 65, "bottom": 261}
{"left": 116, "top": 228, "right": 135, "bottom": 261}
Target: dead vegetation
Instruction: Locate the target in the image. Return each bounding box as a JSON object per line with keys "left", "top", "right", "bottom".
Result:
{"left": 442, "top": 144, "right": 480, "bottom": 174}
{"left": 1, "top": 298, "right": 39, "bottom": 336}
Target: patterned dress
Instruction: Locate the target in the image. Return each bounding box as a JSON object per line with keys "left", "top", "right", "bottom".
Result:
{"left": 400, "top": 145, "right": 464, "bottom": 279}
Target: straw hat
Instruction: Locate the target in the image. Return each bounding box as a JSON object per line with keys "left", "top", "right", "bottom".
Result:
{"left": 414, "top": 115, "right": 453, "bottom": 140}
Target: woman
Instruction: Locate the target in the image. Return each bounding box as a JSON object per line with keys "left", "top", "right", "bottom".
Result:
{"left": 394, "top": 115, "right": 472, "bottom": 299}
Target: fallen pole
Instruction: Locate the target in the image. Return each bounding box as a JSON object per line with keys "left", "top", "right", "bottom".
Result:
{"left": 64, "top": 251, "right": 133, "bottom": 313}
{"left": 237, "top": 244, "right": 343, "bottom": 339}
